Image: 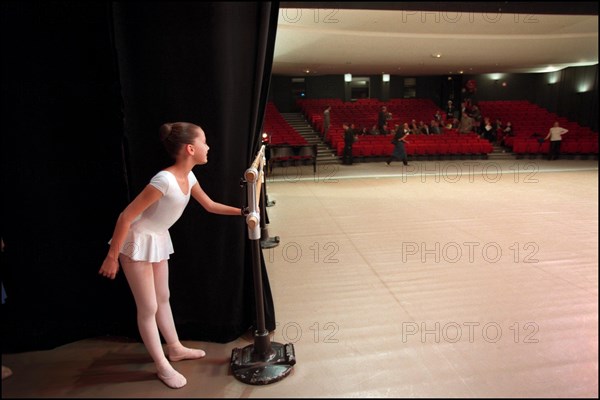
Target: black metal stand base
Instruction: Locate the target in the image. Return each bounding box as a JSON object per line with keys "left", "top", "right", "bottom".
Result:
{"left": 231, "top": 341, "right": 296, "bottom": 385}
{"left": 260, "top": 236, "right": 280, "bottom": 249}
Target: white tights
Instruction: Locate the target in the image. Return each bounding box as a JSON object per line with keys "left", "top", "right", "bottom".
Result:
{"left": 120, "top": 255, "right": 205, "bottom": 389}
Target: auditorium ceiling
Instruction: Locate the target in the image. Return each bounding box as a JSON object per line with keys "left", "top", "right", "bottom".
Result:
{"left": 273, "top": 2, "right": 598, "bottom": 76}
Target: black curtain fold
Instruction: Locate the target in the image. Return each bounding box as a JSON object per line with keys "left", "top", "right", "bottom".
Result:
{"left": 111, "top": 0, "right": 279, "bottom": 343}
{"left": 248, "top": 2, "right": 280, "bottom": 161}
{"left": 1, "top": 1, "right": 135, "bottom": 352}
{"left": 1, "top": 1, "right": 280, "bottom": 352}
{"left": 244, "top": 0, "right": 280, "bottom": 336}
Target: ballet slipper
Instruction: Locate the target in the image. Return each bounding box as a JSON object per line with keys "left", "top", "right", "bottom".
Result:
{"left": 2, "top": 365, "right": 13, "bottom": 380}
{"left": 157, "top": 367, "right": 187, "bottom": 389}
{"left": 166, "top": 342, "right": 206, "bottom": 362}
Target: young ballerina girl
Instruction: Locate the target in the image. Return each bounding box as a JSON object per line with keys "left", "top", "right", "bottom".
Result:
{"left": 98, "top": 122, "right": 244, "bottom": 388}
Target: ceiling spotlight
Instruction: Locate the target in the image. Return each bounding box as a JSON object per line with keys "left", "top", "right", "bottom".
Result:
{"left": 382, "top": 73, "right": 390, "bottom": 82}
{"left": 344, "top": 73, "right": 352, "bottom": 82}
{"left": 432, "top": 54, "right": 442, "bottom": 58}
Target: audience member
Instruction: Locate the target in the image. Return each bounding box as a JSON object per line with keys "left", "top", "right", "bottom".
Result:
{"left": 429, "top": 120, "right": 441, "bottom": 135}
{"left": 446, "top": 100, "right": 456, "bottom": 120}
{"left": 494, "top": 118, "right": 503, "bottom": 132}
{"left": 498, "top": 121, "right": 513, "bottom": 146}
{"left": 386, "top": 123, "right": 410, "bottom": 166}
{"left": 544, "top": 121, "right": 568, "bottom": 160}
{"left": 503, "top": 121, "right": 514, "bottom": 136}
{"left": 458, "top": 112, "right": 475, "bottom": 134}
{"left": 460, "top": 101, "right": 469, "bottom": 119}
{"left": 342, "top": 122, "right": 357, "bottom": 165}
{"left": 377, "top": 106, "right": 392, "bottom": 134}
{"left": 409, "top": 119, "right": 419, "bottom": 135}
{"left": 380, "top": 122, "right": 391, "bottom": 136}
{"left": 322, "top": 105, "right": 331, "bottom": 139}
{"left": 469, "top": 105, "right": 482, "bottom": 131}
{"left": 493, "top": 118, "right": 503, "bottom": 143}
{"left": 469, "top": 104, "right": 481, "bottom": 121}
{"left": 480, "top": 117, "right": 495, "bottom": 141}
{"left": 418, "top": 120, "right": 430, "bottom": 135}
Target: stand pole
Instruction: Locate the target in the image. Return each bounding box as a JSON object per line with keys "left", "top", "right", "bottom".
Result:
{"left": 231, "top": 145, "right": 296, "bottom": 385}
{"left": 260, "top": 177, "right": 280, "bottom": 249}
{"left": 250, "top": 237, "right": 270, "bottom": 356}
{"left": 263, "top": 144, "right": 276, "bottom": 207}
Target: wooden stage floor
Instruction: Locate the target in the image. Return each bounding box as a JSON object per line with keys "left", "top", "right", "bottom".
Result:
{"left": 2, "top": 158, "right": 598, "bottom": 398}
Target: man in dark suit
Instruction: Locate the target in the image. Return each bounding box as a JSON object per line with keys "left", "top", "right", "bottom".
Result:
{"left": 342, "top": 122, "right": 357, "bottom": 165}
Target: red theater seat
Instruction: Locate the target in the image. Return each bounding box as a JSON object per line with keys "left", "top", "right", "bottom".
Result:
{"left": 561, "top": 141, "right": 580, "bottom": 155}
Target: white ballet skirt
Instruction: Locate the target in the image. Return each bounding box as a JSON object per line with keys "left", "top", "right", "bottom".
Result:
{"left": 111, "top": 170, "right": 197, "bottom": 262}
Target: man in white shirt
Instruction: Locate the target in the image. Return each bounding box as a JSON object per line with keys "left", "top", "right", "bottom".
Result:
{"left": 544, "top": 121, "right": 568, "bottom": 160}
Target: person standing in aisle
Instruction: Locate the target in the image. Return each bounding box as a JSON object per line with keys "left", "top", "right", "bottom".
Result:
{"left": 544, "top": 121, "right": 568, "bottom": 160}
{"left": 386, "top": 123, "right": 411, "bottom": 166}
{"left": 322, "top": 105, "right": 331, "bottom": 140}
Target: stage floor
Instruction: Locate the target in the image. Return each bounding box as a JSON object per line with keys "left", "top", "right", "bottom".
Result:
{"left": 2, "top": 158, "right": 598, "bottom": 398}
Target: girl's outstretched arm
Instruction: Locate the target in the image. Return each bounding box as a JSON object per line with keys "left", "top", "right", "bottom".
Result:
{"left": 191, "top": 182, "right": 242, "bottom": 216}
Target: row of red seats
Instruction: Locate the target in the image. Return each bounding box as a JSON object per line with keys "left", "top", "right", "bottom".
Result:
{"left": 464, "top": 100, "right": 599, "bottom": 155}
{"left": 512, "top": 138, "right": 599, "bottom": 156}
{"left": 264, "top": 103, "right": 307, "bottom": 145}
{"left": 328, "top": 131, "right": 481, "bottom": 149}
{"left": 268, "top": 145, "right": 316, "bottom": 166}
{"left": 335, "top": 139, "right": 493, "bottom": 159}
{"left": 301, "top": 99, "right": 596, "bottom": 145}
{"left": 298, "top": 98, "right": 444, "bottom": 136}
{"left": 299, "top": 98, "right": 435, "bottom": 107}
{"left": 504, "top": 133, "right": 598, "bottom": 149}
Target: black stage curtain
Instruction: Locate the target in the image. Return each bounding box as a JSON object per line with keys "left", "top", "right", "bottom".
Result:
{"left": 1, "top": 1, "right": 279, "bottom": 352}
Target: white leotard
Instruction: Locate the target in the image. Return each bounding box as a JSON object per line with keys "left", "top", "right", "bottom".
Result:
{"left": 115, "top": 170, "right": 197, "bottom": 262}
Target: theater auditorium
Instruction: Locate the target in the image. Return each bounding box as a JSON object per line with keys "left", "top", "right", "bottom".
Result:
{"left": 1, "top": 2, "right": 598, "bottom": 398}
